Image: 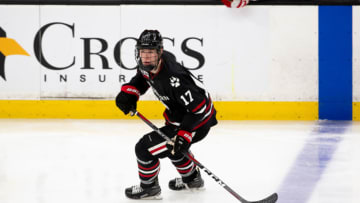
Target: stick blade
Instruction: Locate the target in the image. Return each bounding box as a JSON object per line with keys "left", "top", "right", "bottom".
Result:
{"left": 248, "top": 193, "right": 278, "bottom": 203}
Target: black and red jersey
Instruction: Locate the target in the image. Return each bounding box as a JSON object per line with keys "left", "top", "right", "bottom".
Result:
{"left": 121, "top": 51, "right": 217, "bottom": 132}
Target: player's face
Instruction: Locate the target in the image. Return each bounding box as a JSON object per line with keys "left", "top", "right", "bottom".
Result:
{"left": 139, "top": 49, "right": 159, "bottom": 66}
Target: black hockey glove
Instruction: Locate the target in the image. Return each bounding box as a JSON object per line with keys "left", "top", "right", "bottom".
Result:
{"left": 115, "top": 86, "right": 139, "bottom": 115}
{"left": 168, "top": 130, "right": 192, "bottom": 155}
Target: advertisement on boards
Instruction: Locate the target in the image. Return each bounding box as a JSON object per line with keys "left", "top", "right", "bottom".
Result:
{"left": 0, "top": 5, "right": 318, "bottom": 102}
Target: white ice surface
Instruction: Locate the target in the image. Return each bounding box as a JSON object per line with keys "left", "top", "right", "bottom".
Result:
{"left": 0, "top": 119, "right": 359, "bottom": 203}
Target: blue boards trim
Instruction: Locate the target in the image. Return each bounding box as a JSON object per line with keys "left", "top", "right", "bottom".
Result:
{"left": 319, "top": 6, "right": 352, "bottom": 120}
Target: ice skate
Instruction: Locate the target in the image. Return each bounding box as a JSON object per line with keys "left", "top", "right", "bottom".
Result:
{"left": 169, "top": 168, "right": 204, "bottom": 191}
{"left": 125, "top": 179, "right": 162, "bottom": 200}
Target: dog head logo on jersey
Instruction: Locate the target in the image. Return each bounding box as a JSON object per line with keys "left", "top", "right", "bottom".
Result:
{"left": 0, "top": 27, "right": 30, "bottom": 81}
{"left": 170, "top": 76, "right": 180, "bottom": 88}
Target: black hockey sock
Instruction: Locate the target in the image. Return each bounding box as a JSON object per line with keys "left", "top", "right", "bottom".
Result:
{"left": 140, "top": 178, "right": 158, "bottom": 188}
{"left": 137, "top": 159, "right": 160, "bottom": 188}
{"left": 170, "top": 156, "right": 196, "bottom": 183}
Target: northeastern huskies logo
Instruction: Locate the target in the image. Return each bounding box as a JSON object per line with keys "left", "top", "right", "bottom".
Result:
{"left": 0, "top": 27, "right": 30, "bottom": 81}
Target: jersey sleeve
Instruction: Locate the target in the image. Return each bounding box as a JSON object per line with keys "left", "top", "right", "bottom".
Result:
{"left": 172, "top": 74, "right": 215, "bottom": 132}
{"left": 121, "top": 69, "right": 149, "bottom": 99}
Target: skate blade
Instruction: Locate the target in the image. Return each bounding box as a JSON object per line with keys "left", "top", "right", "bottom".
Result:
{"left": 185, "top": 185, "right": 206, "bottom": 192}
{"left": 141, "top": 193, "right": 163, "bottom": 200}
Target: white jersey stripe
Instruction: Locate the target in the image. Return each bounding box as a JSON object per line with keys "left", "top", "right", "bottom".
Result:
{"left": 194, "top": 104, "right": 207, "bottom": 114}
{"left": 148, "top": 141, "right": 168, "bottom": 156}
{"left": 200, "top": 101, "right": 213, "bottom": 122}
{"left": 152, "top": 147, "right": 168, "bottom": 156}
{"left": 148, "top": 141, "right": 167, "bottom": 152}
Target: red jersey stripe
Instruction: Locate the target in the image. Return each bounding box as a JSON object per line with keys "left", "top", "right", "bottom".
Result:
{"left": 192, "top": 99, "right": 206, "bottom": 113}
{"left": 192, "top": 106, "right": 215, "bottom": 131}
{"left": 149, "top": 145, "right": 167, "bottom": 154}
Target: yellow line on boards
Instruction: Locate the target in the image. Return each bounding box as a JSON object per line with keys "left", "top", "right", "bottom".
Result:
{"left": 0, "top": 100, "right": 319, "bottom": 120}
{"left": 354, "top": 102, "right": 360, "bottom": 121}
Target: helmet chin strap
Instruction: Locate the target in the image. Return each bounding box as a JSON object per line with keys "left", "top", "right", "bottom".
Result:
{"left": 141, "top": 64, "right": 156, "bottom": 72}
{"left": 140, "top": 51, "right": 162, "bottom": 73}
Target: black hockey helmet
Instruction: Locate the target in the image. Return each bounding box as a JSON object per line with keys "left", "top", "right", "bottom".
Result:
{"left": 136, "top": 29, "right": 163, "bottom": 50}
{"left": 135, "top": 30, "right": 163, "bottom": 72}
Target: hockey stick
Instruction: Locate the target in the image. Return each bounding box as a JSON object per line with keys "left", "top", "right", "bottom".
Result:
{"left": 131, "top": 110, "right": 278, "bottom": 203}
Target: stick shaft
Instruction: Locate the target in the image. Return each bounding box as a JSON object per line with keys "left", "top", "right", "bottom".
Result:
{"left": 133, "top": 111, "right": 247, "bottom": 202}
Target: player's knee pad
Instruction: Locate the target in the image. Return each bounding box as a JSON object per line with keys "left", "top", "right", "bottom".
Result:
{"left": 135, "top": 137, "right": 153, "bottom": 160}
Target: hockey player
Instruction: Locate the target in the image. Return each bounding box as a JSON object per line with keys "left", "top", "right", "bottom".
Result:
{"left": 116, "top": 30, "right": 217, "bottom": 199}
